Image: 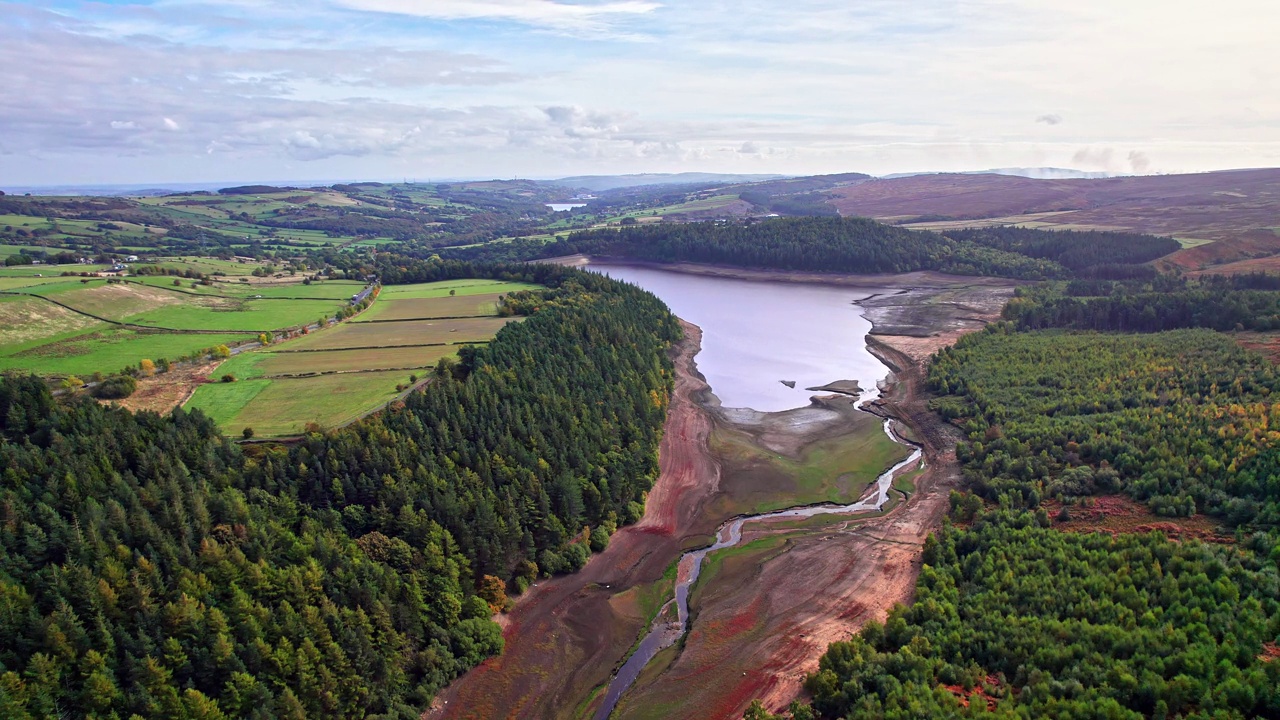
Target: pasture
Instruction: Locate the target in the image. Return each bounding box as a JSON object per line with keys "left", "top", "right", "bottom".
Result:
{"left": 188, "top": 370, "right": 420, "bottom": 437}
{"left": 0, "top": 328, "right": 253, "bottom": 376}
{"left": 354, "top": 293, "right": 502, "bottom": 321}
{"left": 377, "top": 278, "right": 540, "bottom": 298}
{"left": 0, "top": 275, "right": 353, "bottom": 378}
{"left": 277, "top": 316, "right": 514, "bottom": 351}
{"left": 182, "top": 277, "right": 531, "bottom": 437}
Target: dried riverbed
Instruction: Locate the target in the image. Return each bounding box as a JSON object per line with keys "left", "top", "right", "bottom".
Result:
{"left": 428, "top": 264, "right": 1013, "bottom": 720}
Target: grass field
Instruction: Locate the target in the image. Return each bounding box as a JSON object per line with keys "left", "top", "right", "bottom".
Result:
{"left": 0, "top": 296, "right": 104, "bottom": 347}
{"left": 277, "top": 316, "right": 514, "bottom": 351}
{"left": 377, "top": 279, "right": 539, "bottom": 299}
{"left": 178, "top": 278, "right": 529, "bottom": 437}
{"left": 0, "top": 328, "right": 253, "bottom": 376}
{"left": 187, "top": 370, "right": 419, "bottom": 437}
{"left": 0, "top": 274, "right": 351, "bottom": 377}
{"left": 213, "top": 344, "right": 455, "bottom": 379}
{"left": 354, "top": 292, "right": 502, "bottom": 321}
{"left": 37, "top": 281, "right": 347, "bottom": 331}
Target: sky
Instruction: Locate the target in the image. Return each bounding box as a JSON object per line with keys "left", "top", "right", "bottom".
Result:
{"left": 2, "top": 0, "right": 1278, "bottom": 185}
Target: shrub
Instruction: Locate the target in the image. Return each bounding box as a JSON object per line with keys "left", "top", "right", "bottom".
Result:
{"left": 221, "top": 374, "right": 236, "bottom": 383}
{"left": 93, "top": 375, "right": 137, "bottom": 399}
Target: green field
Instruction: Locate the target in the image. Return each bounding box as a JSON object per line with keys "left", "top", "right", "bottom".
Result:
{"left": 0, "top": 328, "right": 253, "bottom": 376}
{"left": 187, "top": 370, "right": 420, "bottom": 437}
{"left": 278, "top": 316, "right": 514, "bottom": 351}
{"left": 0, "top": 274, "right": 353, "bottom": 377}
{"left": 34, "top": 281, "right": 347, "bottom": 331}
{"left": 212, "top": 344, "right": 455, "bottom": 379}
{"left": 181, "top": 278, "right": 527, "bottom": 437}
{"left": 377, "top": 279, "right": 540, "bottom": 299}
{"left": 354, "top": 292, "right": 502, "bottom": 322}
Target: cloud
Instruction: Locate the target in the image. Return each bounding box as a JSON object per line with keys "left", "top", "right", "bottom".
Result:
{"left": 1036, "top": 114, "right": 1062, "bottom": 125}
{"left": 331, "top": 0, "right": 662, "bottom": 32}
{"left": 1128, "top": 150, "right": 1151, "bottom": 173}
{"left": 163, "top": 118, "right": 181, "bottom": 131}
{"left": 1072, "top": 146, "right": 1115, "bottom": 170}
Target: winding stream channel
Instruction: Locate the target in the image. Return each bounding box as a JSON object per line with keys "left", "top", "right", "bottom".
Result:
{"left": 586, "top": 264, "right": 923, "bottom": 719}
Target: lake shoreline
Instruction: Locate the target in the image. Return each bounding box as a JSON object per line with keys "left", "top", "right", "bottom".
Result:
{"left": 428, "top": 264, "right": 1008, "bottom": 719}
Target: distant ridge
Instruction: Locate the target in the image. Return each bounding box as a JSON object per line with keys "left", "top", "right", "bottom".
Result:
{"left": 547, "top": 172, "right": 788, "bottom": 192}
{"left": 882, "top": 167, "right": 1116, "bottom": 180}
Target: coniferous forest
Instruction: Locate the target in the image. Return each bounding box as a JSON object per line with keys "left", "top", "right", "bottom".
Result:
{"left": 804, "top": 277, "right": 1280, "bottom": 719}
{"left": 448, "top": 217, "right": 1178, "bottom": 280}
{"left": 0, "top": 263, "right": 679, "bottom": 719}
{"left": 543, "top": 217, "right": 1067, "bottom": 278}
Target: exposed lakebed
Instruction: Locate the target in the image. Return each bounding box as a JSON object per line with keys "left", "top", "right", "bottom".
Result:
{"left": 586, "top": 263, "right": 921, "bottom": 719}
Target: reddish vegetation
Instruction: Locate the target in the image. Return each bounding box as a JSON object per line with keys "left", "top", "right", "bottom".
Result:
{"left": 940, "top": 674, "right": 1003, "bottom": 711}
{"left": 1187, "top": 249, "right": 1280, "bottom": 275}
{"left": 1260, "top": 642, "right": 1279, "bottom": 663}
{"left": 427, "top": 320, "right": 723, "bottom": 720}
{"left": 105, "top": 361, "right": 220, "bottom": 415}
{"left": 1165, "top": 230, "right": 1280, "bottom": 271}
{"left": 828, "top": 169, "right": 1280, "bottom": 272}
{"left": 1043, "top": 496, "right": 1231, "bottom": 543}
{"left": 1230, "top": 332, "right": 1280, "bottom": 364}
{"left": 829, "top": 168, "right": 1280, "bottom": 245}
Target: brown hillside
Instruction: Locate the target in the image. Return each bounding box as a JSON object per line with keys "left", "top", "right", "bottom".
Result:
{"left": 829, "top": 169, "right": 1280, "bottom": 268}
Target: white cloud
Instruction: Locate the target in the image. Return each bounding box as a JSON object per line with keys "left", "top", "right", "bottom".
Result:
{"left": 331, "top": 0, "right": 661, "bottom": 31}
{"left": 3, "top": 0, "right": 1280, "bottom": 183}
{"left": 163, "top": 117, "right": 181, "bottom": 131}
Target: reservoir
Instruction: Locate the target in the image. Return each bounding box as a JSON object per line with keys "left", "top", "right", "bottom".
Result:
{"left": 588, "top": 263, "right": 893, "bottom": 412}
{"left": 583, "top": 262, "right": 920, "bottom": 719}
{"left": 547, "top": 202, "right": 588, "bottom": 211}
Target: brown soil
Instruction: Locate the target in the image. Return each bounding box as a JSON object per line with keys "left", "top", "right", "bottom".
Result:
{"left": 104, "top": 360, "right": 221, "bottom": 415}
{"left": 1230, "top": 331, "right": 1280, "bottom": 363}
{"left": 428, "top": 270, "right": 995, "bottom": 720}
{"left": 1042, "top": 496, "right": 1231, "bottom": 543}
{"left": 427, "top": 320, "right": 723, "bottom": 720}
{"left": 614, "top": 337, "right": 963, "bottom": 718}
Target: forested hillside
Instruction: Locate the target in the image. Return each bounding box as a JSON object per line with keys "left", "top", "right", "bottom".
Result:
{"left": 1005, "top": 274, "right": 1280, "bottom": 332}
{"left": 807, "top": 511, "right": 1280, "bottom": 718}
{"left": 803, "top": 278, "right": 1280, "bottom": 719}
{"left": 0, "top": 263, "right": 679, "bottom": 719}
{"left": 947, "top": 227, "right": 1179, "bottom": 280}
{"left": 450, "top": 218, "right": 1184, "bottom": 281}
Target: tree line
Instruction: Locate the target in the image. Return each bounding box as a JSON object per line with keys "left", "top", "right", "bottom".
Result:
{"left": 1005, "top": 274, "right": 1280, "bottom": 333}
{"left": 0, "top": 259, "right": 679, "bottom": 719}
{"left": 446, "top": 217, "right": 1186, "bottom": 282}
{"left": 798, "top": 276, "right": 1280, "bottom": 719}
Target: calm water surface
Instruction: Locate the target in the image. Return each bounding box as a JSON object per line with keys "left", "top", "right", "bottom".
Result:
{"left": 589, "top": 263, "right": 892, "bottom": 412}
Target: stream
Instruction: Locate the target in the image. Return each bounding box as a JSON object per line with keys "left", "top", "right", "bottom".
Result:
{"left": 586, "top": 264, "right": 924, "bottom": 719}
